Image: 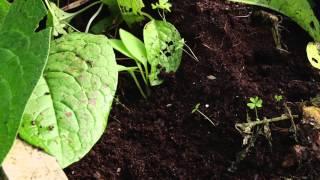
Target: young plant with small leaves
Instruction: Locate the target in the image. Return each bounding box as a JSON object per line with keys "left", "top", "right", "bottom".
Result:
{"left": 232, "top": 96, "right": 299, "bottom": 172}
{"left": 274, "top": 95, "right": 283, "bottom": 102}
{"left": 247, "top": 96, "right": 263, "bottom": 120}
{"left": 192, "top": 103, "right": 216, "bottom": 126}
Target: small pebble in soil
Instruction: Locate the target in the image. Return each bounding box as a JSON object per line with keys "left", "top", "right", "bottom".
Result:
{"left": 166, "top": 104, "right": 173, "bottom": 107}
{"left": 116, "top": 168, "right": 121, "bottom": 173}
{"left": 205, "top": 104, "right": 210, "bottom": 108}
{"left": 207, "top": 75, "right": 216, "bottom": 80}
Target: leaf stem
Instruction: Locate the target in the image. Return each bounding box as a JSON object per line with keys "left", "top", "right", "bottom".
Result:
{"left": 63, "top": 1, "right": 101, "bottom": 21}
{"left": 85, "top": 3, "right": 103, "bottom": 33}
{"left": 140, "top": 12, "right": 154, "bottom": 21}
{"left": 196, "top": 109, "right": 216, "bottom": 126}
{"left": 128, "top": 71, "right": 147, "bottom": 99}
{"left": 236, "top": 114, "right": 299, "bottom": 132}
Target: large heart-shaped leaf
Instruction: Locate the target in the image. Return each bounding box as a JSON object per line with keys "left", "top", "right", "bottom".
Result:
{"left": 0, "top": 0, "right": 51, "bottom": 165}
{"left": 143, "top": 20, "right": 184, "bottom": 86}
{"left": 19, "top": 33, "right": 118, "bottom": 168}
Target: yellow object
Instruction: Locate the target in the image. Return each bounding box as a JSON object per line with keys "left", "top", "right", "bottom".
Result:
{"left": 303, "top": 106, "right": 320, "bottom": 127}
{"left": 306, "top": 42, "right": 320, "bottom": 69}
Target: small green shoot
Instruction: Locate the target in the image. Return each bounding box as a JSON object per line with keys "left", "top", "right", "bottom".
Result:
{"left": 247, "top": 96, "right": 263, "bottom": 121}
{"left": 247, "top": 96, "right": 263, "bottom": 110}
{"left": 44, "top": 0, "right": 100, "bottom": 36}
{"left": 152, "top": 0, "right": 172, "bottom": 12}
{"left": 274, "top": 94, "right": 283, "bottom": 102}
{"left": 231, "top": 96, "right": 299, "bottom": 172}
{"left": 192, "top": 103, "right": 216, "bottom": 126}
{"left": 151, "top": 0, "right": 172, "bottom": 20}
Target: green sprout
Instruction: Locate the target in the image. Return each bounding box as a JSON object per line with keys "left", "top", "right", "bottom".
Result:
{"left": 192, "top": 103, "right": 216, "bottom": 126}
{"left": 151, "top": 0, "right": 172, "bottom": 12}
{"left": 247, "top": 96, "right": 263, "bottom": 121}
{"left": 274, "top": 95, "right": 283, "bottom": 102}
{"left": 247, "top": 96, "right": 263, "bottom": 110}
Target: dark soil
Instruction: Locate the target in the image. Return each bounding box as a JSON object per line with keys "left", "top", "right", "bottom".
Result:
{"left": 65, "top": 0, "right": 320, "bottom": 179}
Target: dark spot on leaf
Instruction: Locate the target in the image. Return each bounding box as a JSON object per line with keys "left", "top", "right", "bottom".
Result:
{"left": 48, "top": 125, "right": 54, "bottom": 131}
{"left": 312, "top": 58, "right": 319, "bottom": 64}
{"left": 65, "top": 112, "right": 73, "bottom": 117}
{"left": 35, "top": 16, "right": 47, "bottom": 32}
{"left": 165, "top": 51, "right": 172, "bottom": 57}
{"left": 31, "top": 120, "right": 36, "bottom": 126}
{"left": 310, "top": 21, "right": 315, "bottom": 29}
{"left": 85, "top": 60, "right": 93, "bottom": 68}
{"left": 44, "top": 92, "right": 50, "bottom": 95}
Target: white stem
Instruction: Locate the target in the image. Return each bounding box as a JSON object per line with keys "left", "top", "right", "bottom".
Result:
{"left": 85, "top": 3, "right": 103, "bottom": 33}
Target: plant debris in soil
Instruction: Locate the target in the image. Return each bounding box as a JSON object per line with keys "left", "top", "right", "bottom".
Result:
{"left": 65, "top": 0, "right": 320, "bottom": 179}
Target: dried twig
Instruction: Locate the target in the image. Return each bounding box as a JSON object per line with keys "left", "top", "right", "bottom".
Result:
{"left": 62, "top": 0, "right": 91, "bottom": 11}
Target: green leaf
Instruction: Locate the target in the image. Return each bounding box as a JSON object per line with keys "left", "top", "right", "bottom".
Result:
{"left": 109, "top": 39, "right": 135, "bottom": 59}
{"left": 152, "top": 0, "right": 172, "bottom": 12}
{"left": 117, "top": 0, "right": 145, "bottom": 25}
{"left": 228, "top": 0, "right": 320, "bottom": 42}
{"left": 119, "top": 29, "right": 148, "bottom": 66}
{"left": 0, "top": 0, "right": 10, "bottom": 27}
{"left": 307, "top": 42, "right": 320, "bottom": 69}
{"left": 117, "top": 65, "right": 138, "bottom": 72}
{"left": 101, "top": 0, "right": 119, "bottom": 14}
{"left": 19, "top": 33, "right": 118, "bottom": 168}
{"left": 0, "top": 0, "right": 51, "bottom": 165}
{"left": 143, "top": 20, "right": 184, "bottom": 86}
{"left": 247, "top": 103, "right": 255, "bottom": 110}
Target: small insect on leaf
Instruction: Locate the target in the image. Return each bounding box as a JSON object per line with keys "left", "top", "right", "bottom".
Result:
{"left": 306, "top": 42, "right": 320, "bottom": 69}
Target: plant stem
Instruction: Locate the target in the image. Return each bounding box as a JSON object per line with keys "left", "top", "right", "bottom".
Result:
{"left": 129, "top": 71, "right": 147, "bottom": 99}
{"left": 136, "top": 63, "right": 148, "bottom": 86}
{"left": 237, "top": 114, "right": 298, "bottom": 128}
{"left": 62, "top": 0, "right": 90, "bottom": 11}
{"left": 196, "top": 110, "right": 216, "bottom": 126}
{"left": 85, "top": 3, "right": 103, "bottom": 33}
{"left": 64, "top": 1, "right": 101, "bottom": 21}
{"left": 140, "top": 12, "right": 154, "bottom": 21}
{"left": 254, "top": 108, "right": 259, "bottom": 121}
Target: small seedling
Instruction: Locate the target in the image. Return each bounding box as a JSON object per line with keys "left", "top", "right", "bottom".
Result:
{"left": 192, "top": 103, "right": 216, "bottom": 126}
{"left": 274, "top": 94, "right": 283, "bottom": 102}
{"left": 247, "top": 96, "right": 263, "bottom": 121}
{"left": 152, "top": 0, "right": 172, "bottom": 12}
{"left": 151, "top": 0, "right": 172, "bottom": 20}
{"left": 247, "top": 96, "right": 263, "bottom": 110}
{"left": 231, "top": 96, "right": 299, "bottom": 172}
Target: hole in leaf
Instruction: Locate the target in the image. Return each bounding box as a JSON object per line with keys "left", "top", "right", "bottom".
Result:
{"left": 35, "top": 16, "right": 48, "bottom": 32}
{"left": 312, "top": 58, "right": 319, "bottom": 64}
{"left": 165, "top": 51, "right": 172, "bottom": 57}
